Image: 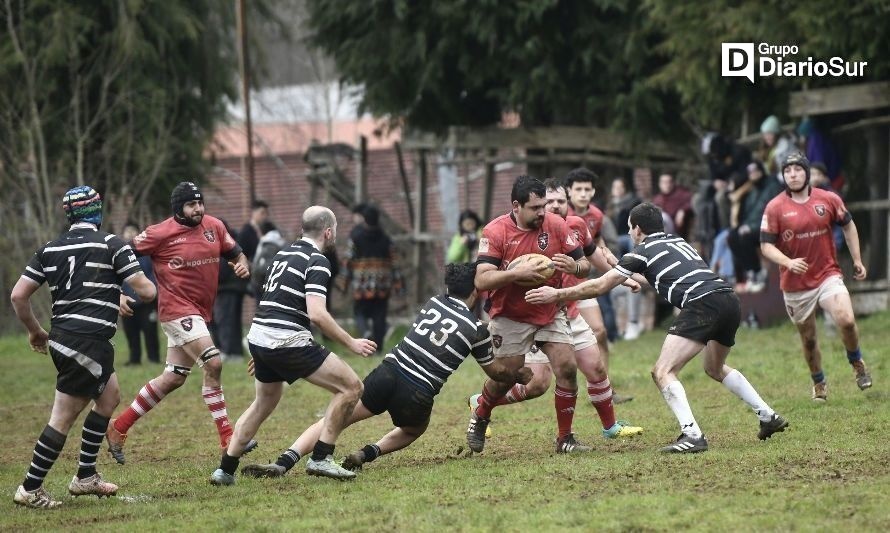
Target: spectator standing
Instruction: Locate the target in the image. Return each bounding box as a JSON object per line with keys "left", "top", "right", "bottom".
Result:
{"left": 757, "top": 115, "right": 795, "bottom": 180}
{"left": 608, "top": 178, "right": 643, "bottom": 340}
{"left": 653, "top": 173, "right": 693, "bottom": 240}
{"left": 346, "top": 205, "right": 401, "bottom": 354}
{"left": 238, "top": 200, "right": 270, "bottom": 262}
{"left": 211, "top": 221, "right": 249, "bottom": 360}
{"left": 120, "top": 222, "right": 160, "bottom": 365}
{"left": 446, "top": 210, "right": 483, "bottom": 263}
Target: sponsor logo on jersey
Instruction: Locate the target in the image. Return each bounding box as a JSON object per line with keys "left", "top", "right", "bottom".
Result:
{"left": 169, "top": 237, "right": 187, "bottom": 245}
{"left": 782, "top": 229, "right": 795, "bottom": 242}
{"left": 203, "top": 229, "right": 215, "bottom": 242}
{"left": 782, "top": 211, "right": 798, "bottom": 217}
{"left": 168, "top": 256, "right": 220, "bottom": 269}
{"left": 181, "top": 317, "right": 193, "bottom": 331}
{"left": 814, "top": 204, "right": 826, "bottom": 217}
{"left": 537, "top": 232, "right": 549, "bottom": 251}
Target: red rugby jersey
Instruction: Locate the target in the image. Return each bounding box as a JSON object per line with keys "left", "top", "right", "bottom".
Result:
{"left": 478, "top": 212, "right": 583, "bottom": 326}
{"left": 133, "top": 215, "right": 240, "bottom": 322}
{"left": 563, "top": 215, "right": 596, "bottom": 319}
{"left": 569, "top": 203, "right": 605, "bottom": 241}
{"left": 760, "top": 188, "right": 851, "bottom": 292}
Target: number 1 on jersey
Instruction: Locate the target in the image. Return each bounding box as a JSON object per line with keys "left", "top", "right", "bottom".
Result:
{"left": 66, "top": 255, "right": 75, "bottom": 289}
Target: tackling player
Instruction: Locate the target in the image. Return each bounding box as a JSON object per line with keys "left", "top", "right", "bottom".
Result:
{"left": 761, "top": 152, "right": 872, "bottom": 401}
{"left": 465, "top": 175, "right": 591, "bottom": 454}
{"left": 527, "top": 202, "right": 788, "bottom": 453}
{"left": 11, "top": 186, "right": 156, "bottom": 508}
{"left": 106, "top": 182, "right": 254, "bottom": 464}
{"left": 232, "top": 262, "right": 532, "bottom": 479}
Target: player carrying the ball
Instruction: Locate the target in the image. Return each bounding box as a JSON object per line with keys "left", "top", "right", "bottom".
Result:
{"left": 527, "top": 202, "right": 789, "bottom": 453}
{"left": 466, "top": 175, "right": 592, "bottom": 454}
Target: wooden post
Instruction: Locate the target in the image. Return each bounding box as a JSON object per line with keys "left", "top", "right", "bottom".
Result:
{"left": 414, "top": 150, "right": 428, "bottom": 305}
{"left": 355, "top": 135, "right": 368, "bottom": 204}
{"left": 394, "top": 141, "right": 414, "bottom": 228}
{"left": 483, "top": 149, "right": 496, "bottom": 222}
{"left": 236, "top": 0, "right": 255, "bottom": 204}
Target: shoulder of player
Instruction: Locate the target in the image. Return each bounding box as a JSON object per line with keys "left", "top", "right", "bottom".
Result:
{"left": 811, "top": 187, "right": 843, "bottom": 205}
{"left": 565, "top": 215, "right": 586, "bottom": 231}
{"left": 483, "top": 213, "right": 512, "bottom": 230}
{"left": 588, "top": 204, "right": 604, "bottom": 218}
{"left": 543, "top": 212, "right": 569, "bottom": 229}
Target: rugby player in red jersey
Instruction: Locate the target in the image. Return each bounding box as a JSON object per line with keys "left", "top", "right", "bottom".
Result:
{"left": 565, "top": 167, "right": 633, "bottom": 403}
{"left": 465, "top": 175, "right": 592, "bottom": 453}
{"left": 469, "top": 179, "right": 643, "bottom": 449}
{"left": 106, "top": 182, "right": 255, "bottom": 463}
{"left": 761, "top": 152, "right": 872, "bottom": 401}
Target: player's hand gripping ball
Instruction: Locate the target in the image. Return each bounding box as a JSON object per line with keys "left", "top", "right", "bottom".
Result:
{"left": 508, "top": 253, "right": 556, "bottom": 287}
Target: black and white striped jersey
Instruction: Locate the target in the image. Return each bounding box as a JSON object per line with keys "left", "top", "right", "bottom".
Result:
{"left": 613, "top": 232, "right": 732, "bottom": 309}
{"left": 385, "top": 295, "right": 493, "bottom": 395}
{"left": 21, "top": 224, "right": 143, "bottom": 339}
{"left": 252, "top": 239, "right": 330, "bottom": 332}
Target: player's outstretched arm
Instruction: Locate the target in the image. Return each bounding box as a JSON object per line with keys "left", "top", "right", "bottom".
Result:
{"left": 10, "top": 277, "right": 48, "bottom": 354}
{"left": 841, "top": 221, "right": 867, "bottom": 280}
{"left": 306, "top": 294, "right": 376, "bottom": 357}
{"left": 526, "top": 269, "right": 626, "bottom": 304}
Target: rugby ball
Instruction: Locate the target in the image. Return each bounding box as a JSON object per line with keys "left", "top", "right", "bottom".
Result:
{"left": 508, "top": 253, "right": 556, "bottom": 287}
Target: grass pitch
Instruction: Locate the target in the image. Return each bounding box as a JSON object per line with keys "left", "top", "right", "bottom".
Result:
{"left": 1, "top": 311, "right": 889, "bottom": 531}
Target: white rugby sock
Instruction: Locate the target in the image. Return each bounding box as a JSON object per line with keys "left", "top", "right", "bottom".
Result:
{"left": 660, "top": 381, "right": 702, "bottom": 438}
{"left": 722, "top": 369, "right": 775, "bottom": 422}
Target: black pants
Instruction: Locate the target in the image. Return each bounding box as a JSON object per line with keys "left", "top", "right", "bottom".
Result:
{"left": 122, "top": 303, "right": 160, "bottom": 363}
{"left": 727, "top": 227, "right": 761, "bottom": 281}
{"left": 211, "top": 291, "right": 244, "bottom": 357}
{"left": 354, "top": 297, "right": 388, "bottom": 353}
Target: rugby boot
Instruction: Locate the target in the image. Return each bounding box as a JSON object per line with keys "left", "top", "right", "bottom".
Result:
{"left": 467, "top": 394, "right": 493, "bottom": 438}
{"left": 306, "top": 455, "right": 356, "bottom": 480}
{"left": 758, "top": 414, "right": 789, "bottom": 440}
{"left": 13, "top": 486, "right": 62, "bottom": 509}
{"left": 68, "top": 473, "right": 118, "bottom": 497}
{"left": 466, "top": 411, "right": 490, "bottom": 453}
{"left": 556, "top": 433, "right": 593, "bottom": 453}
{"left": 851, "top": 360, "right": 872, "bottom": 390}
{"left": 105, "top": 419, "right": 127, "bottom": 465}
{"left": 659, "top": 433, "right": 708, "bottom": 454}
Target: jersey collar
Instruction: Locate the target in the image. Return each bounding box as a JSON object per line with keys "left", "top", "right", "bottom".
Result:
{"left": 70, "top": 222, "right": 98, "bottom": 231}
{"left": 446, "top": 294, "right": 470, "bottom": 310}
{"left": 644, "top": 232, "right": 666, "bottom": 242}
{"left": 299, "top": 237, "right": 321, "bottom": 251}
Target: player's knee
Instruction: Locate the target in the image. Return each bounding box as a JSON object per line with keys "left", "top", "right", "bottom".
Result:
{"left": 703, "top": 362, "right": 723, "bottom": 381}
{"left": 345, "top": 376, "right": 363, "bottom": 401}
{"left": 835, "top": 312, "right": 856, "bottom": 332}
{"left": 650, "top": 364, "right": 668, "bottom": 383}
{"left": 162, "top": 365, "right": 190, "bottom": 388}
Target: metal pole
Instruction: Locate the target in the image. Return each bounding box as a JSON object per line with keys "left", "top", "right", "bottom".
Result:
{"left": 237, "top": 0, "right": 256, "bottom": 204}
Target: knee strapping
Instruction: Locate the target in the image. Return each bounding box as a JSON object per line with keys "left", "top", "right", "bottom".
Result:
{"left": 165, "top": 363, "right": 192, "bottom": 376}
{"left": 196, "top": 346, "right": 220, "bottom": 368}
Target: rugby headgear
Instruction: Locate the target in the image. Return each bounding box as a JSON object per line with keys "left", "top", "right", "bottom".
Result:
{"left": 171, "top": 181, "right": 203, "bottom": 226}
{"left": 781, "top": 151, "right": 811, "bottom": 195}
{"left": 62, "top": 186, "right": 103, "bottom": 228}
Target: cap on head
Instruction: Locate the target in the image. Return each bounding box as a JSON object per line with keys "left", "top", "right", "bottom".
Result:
{"left": 170, "top": 181, "right": 203, "bottom": 218}
{"left": 760, "top": 115, "right": 781, "bottom": 134}
{"left": 62, "top": 186, "right": 102, "bottom": 227}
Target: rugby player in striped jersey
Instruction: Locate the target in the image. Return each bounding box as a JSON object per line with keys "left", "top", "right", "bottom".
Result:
{"left": 527, "top": 202, "right": 788, "bottom": 453}
{"left": 11, "top": 186, "right": 156, "bottom": 508}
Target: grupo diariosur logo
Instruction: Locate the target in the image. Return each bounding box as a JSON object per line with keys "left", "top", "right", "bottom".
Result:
{"left": 722, "top": 43, "right": 868, "bottom": 83}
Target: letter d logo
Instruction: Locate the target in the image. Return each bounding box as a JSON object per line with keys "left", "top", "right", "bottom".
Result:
{"left": 722, "top": 43, "right": 755, "bottom": 83}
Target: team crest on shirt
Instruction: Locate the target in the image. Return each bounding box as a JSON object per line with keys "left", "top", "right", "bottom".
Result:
{"left": 492, "top": 335, "right": 502, "bottom": 349}
{"left": 537, "top": 232, "right": 549, "bottom": 251}
{"left": 572, "top": 229, "right": 581, "bottom": 245}
{"left": 181, "top": 317, "right": 193, "bottom": 331}
{"left": 203, "top": 229, "right": 215, "bottom": 242}
{"left": 814, "top": 204, "right": 826, "bottom": 217}
{"left": 478, "top": 237, "right": 489, "bottom": 254}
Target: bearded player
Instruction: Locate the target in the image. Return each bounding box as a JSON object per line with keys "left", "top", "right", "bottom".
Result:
{"left": 469, "top": 179, "right": 643, "bottom": 449}
{"left": 106, "top": 182, "right": 255, "bottom": 463}
{"left": 761, "top": 152, "right": 872, "bottom": 401}
{"left": 466, "top": 175, "right": 591, "bottom": 454}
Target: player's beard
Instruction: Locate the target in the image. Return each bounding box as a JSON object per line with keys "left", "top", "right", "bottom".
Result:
{"left": 784, "top": 178, "right": 808, "bottom": 193}
{"left": 527, "top": 215, "right": 544, "bottom": 229}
